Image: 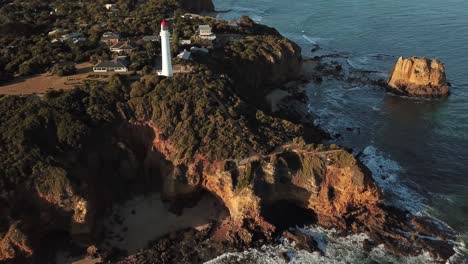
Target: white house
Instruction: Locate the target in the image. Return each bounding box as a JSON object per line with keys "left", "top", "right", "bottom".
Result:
{"left": 93, "top": 57, "right": 128, "bottom": 72}
{"left": 59, "top": 32, "right": 86, "bottom": 44}
{"left": 104, "top": 4, "right": 117, "bottom": 11}
{"left": 101, "top": 32, "right": 120, "bottom": 45}
{"left": 179, "top": 39, "right": 192, "bottom": 45}
{"left": 198, "top": 25, "right": 216, "bottom": 40}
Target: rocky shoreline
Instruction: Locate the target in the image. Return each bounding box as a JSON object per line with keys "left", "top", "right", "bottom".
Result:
{"left": 110, "top": 54, "right": 459, "bottom": 264}
{"left": 0, "top": 1, "right": 461, "bottom": 264}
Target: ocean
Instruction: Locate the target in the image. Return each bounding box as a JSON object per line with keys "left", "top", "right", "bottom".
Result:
{"left": 212, "top": 0, "right": 468, "bottom": 263}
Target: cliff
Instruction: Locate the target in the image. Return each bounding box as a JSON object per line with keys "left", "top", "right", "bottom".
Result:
{"left": 0, "top": 22, "right": 458, "bottom": 264}
{"left": 203, "top": 16, "right": 303, "bottom": 110}
{"left": 179, "top": 0, "right": 215, "bottom": 13}
{"left": 388, "top": 56, "right": 450, "bottom": 97}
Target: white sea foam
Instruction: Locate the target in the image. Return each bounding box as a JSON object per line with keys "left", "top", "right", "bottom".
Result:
{"left": 360, "top": 145, "right": 427, "bottom": 214}
{"left": 210, "top": 3, "right": 467, "bottom": 263}
{"left": 205, "top": 226, "right": 438, "bottom": 264}
{"left": 302, "top": 34, "right": 318, "bottom": 45}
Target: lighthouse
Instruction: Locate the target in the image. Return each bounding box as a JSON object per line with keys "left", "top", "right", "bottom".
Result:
{"left": 159, "top": 20, "right": 173, "bottom": 77}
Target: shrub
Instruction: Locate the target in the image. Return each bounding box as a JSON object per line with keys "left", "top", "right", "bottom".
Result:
{"left": 18, "top": 62, "right": 33, "bottom": 76}
{"left": 50, "top": 64, "right": 77, "bottom": 76}
{"left": 331, "top": 151, "right": 356, "bottom": 168}
{"left": 300, "top": 154, "right": 326, "bottom": 183}
{"left": 33, "top": 163, "right": 70, "bottom": 198}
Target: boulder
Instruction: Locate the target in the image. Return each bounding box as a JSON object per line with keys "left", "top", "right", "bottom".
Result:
{"left": 388, "top": 56, "right": 449, "bottom": 97}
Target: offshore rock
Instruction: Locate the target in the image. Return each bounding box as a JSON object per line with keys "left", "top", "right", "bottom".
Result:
{"left": 388, "top": 56, "right": 449, "bottom": 97}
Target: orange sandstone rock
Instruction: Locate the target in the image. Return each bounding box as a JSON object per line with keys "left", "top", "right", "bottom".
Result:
{"left": 388, "top": 56, "right": 449, "bottom": 97}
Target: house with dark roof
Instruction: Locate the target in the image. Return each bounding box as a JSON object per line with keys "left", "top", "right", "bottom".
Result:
{"left": 177, "top": 50, "right": 192, "bottom": 61}
{"left": 110, "top": 41, "right": 136, "bottom": 54}
{"left": 93, "top": 57, "right": 128, "bottom": 72}
{"left": 101, "top": 32, "right": 120, "bottom": 45}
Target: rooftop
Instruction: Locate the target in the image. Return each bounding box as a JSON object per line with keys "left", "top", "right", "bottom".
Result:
{"left": 102, "top": 32, "right": 120, "bottom": 40}
{"left": 199, "top": 25, "right": 212, "bottom": 31}
{"left": 94, "top": 57, "right": 128, "bottom": 68}
{"left": 110, "top": 41, "right": 136, "bottom": 50}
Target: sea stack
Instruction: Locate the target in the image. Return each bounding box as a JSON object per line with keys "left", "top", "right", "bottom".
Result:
{"left": 387, "top": 56, "right": 449, "bottom": 97}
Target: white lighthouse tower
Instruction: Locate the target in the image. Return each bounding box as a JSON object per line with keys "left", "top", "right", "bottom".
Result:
{"left": 159, "top": 20, "right": 173, "bottom": 77}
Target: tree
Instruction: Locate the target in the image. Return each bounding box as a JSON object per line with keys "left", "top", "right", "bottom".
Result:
{"left": 142, "top": 65, "right": 152, "bottom": 75}
{"left": 50, "top": 64, "right": 77, "bottom": 76}
{"left": 18, "top": 62, "right": 33, "bottom": 76}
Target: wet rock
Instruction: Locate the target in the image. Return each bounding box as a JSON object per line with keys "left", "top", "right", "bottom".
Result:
{"left": 281, "top": 230, "right": 319, "bottom": 253}
{"left": 114, "top": 227, "right": 236, "bottom": 264}
{"left": 362, "top": 238, "right": 377, "bottom": 252}
{"left": 311, "top": 45, "right": 321, "bottom": 53}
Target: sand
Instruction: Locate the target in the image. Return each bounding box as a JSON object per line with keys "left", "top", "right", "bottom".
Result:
{"left": 100, "top": 193, "right": 226, "bottom": 254}
{"left": 265, "top": 89, "right": 291, "bottom": 112}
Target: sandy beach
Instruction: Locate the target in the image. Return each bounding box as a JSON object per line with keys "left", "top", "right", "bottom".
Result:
{"left": 99, "top": 193, "right": 227, "bottom": 254}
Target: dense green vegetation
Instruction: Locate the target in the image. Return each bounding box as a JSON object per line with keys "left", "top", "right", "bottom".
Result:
{"left": 0, "top": 4, "right": 333, "bottom": 261}
{"left": 0, "top": 0, "right": 199, "bottom": 83}
{"left": 50, "top": 63, "right": 77, "bottom": 76}
{"left": 0, "top": 75, "right": 128, "bottom": 191}
{"left": 128, "top": 73, "right": 307, "bottom": 162}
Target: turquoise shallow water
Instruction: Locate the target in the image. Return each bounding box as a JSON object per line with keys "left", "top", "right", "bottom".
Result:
{"left": 214, "top": 0, "right": 468, "bottom": 248}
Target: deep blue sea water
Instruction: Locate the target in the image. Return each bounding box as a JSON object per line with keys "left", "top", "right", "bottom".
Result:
{"left": 212, "top": 0, "right": 468, "bottom": 262}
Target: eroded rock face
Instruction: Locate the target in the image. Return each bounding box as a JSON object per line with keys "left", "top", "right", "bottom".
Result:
{"left": 0, "top": 222, "right": 33, "bottom": 262}
{"left": 179, "top": 0, "right": 214, "bottom": 13}
{"left": 388, "top": 56, "right": 449, "bottom": 97}
{"left": 113, "top": 131, "right": 457, "bottom": 263}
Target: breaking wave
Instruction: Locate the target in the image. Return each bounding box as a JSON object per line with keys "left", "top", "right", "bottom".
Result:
{"left": 204, "top": 226, "right": 454, "bottom": 264}
{"left": 360, "top": 145, "right": 427, "bottom": 214}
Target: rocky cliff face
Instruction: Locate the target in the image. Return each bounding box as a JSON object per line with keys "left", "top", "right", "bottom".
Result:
{"left": 209, "top": 18, "right": 303, "bottom": 109}
{"left": 388, "top": 56, "right": 450, "bottom": 97}
{"left": 179, "top": 0, "right": 215, "bottom": 13}
{"left": 0, "top": 20, "right": 459, "bottom": 264}
{"left": 115, "top": 125, "right": 458, "bottom": 262}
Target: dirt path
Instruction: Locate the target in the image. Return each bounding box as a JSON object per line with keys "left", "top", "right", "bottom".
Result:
{"left": 0, "top": 63, "right": 95, "bottom": 95}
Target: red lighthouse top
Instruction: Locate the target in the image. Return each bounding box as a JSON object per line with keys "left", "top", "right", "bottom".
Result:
{"left": 161, "top": 20, "right": 167, "bottom": 27}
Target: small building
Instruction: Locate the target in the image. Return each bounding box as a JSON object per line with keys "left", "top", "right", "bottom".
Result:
{"left": 179, "top": 39, "right": 192, "bottom": 45}
{"left": 60, "top": 32, "right": 84, "bottom": 42}
{"left": 190, "top": 46, "right": 209, "bottom": 54}
{"left": 177, "top": 50, "right": 191, "bottom": 60}
{"left": 198, "top": 25, "right": 216, "bottom": 40}
{"left": 48, "top": 28, "right": 64, "bottom": 36}
{"left": 93, "top": 57, "right": 128, "bottom": 72}
{"left": 72, "top": 37, "right": 87, "bottom": 45}
{"left": 181, "top": 13, "right": 202, "bottom": 19}
{"left": 101, "top": 32, "right": 120, "bottom": 45}
{"left": 110, "top": 41, "right": 136, "bottom": 53}
{"left": 104, "top": 4, "right": 117, "bottom": 11}
{"left": 142, "top": 35, "right": 160, "bottom": 42}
